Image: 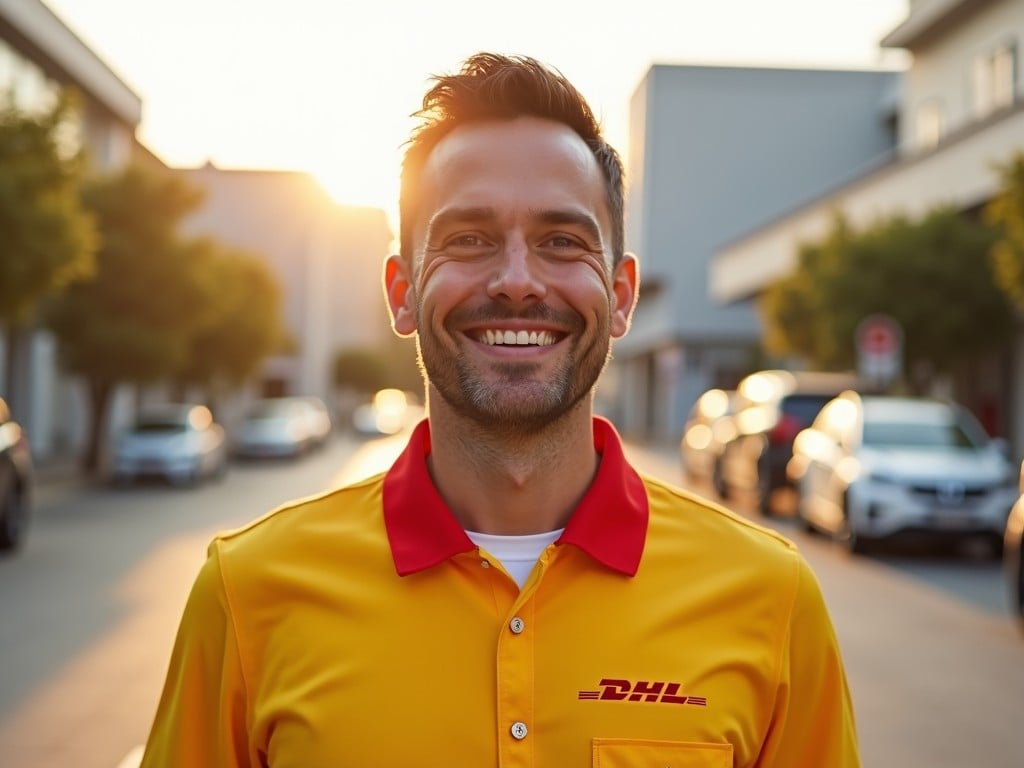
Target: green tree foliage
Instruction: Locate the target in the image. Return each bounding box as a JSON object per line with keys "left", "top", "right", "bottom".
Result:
{"left": 985, "top": 153, "right": 1024, "bottom": 311}
{"left": 177, "top": 239, "right": 288, "bottom": 391}
{"left": 332, "top": 337, "right": 421, "bottom": 395}
{"left": 46, "top": 165, "right": 210, "bottom": 472}
{"left": 760, "top": 208, "right": 1014, "bottom": 388}
{"left": 0, "top": 95, "right": 96, "bottom": 398}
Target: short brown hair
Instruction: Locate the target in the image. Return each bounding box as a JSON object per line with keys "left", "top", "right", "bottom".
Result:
{"left": 399, "top": 52, "right": 625, "bottom": 264}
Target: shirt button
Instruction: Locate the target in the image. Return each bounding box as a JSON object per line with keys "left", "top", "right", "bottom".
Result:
{"left": 510, "top": 721, "right": 528, "bottom": 740}
{"left": 509, "top": 617, "right": 525, "bottom": 634}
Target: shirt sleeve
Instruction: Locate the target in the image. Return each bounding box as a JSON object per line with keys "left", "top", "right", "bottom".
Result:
{"left": 139, "top": 540, "right": 253, "bottom": 767}
{"left": 757, "top": 555, "right": 861, "bottom": 767}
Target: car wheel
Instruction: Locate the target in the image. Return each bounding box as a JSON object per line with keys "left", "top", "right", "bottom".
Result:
{"left": 712, "top": 459, "right": 728, "bottom": 499}
{"left": 0, "top": 483, "right": 27, "bottom": 551}
{"left": 795, "top": 483, "right": 815, "bottom": 534}
{"left": 756, "top": 456, "right": 774, "bottom": 516}
{"left": 841, "top": 491, "right": 869, "bottom": 555}
{"left": 1014, "top": 552, "right": 1024, "bottom": 631}
{"left": 170, "top": 465, "right": 200, "bottom": 488}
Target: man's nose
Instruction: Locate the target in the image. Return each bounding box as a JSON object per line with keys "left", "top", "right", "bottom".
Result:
{"left": 487, "top": 238, "right": 547, "bottom": 305}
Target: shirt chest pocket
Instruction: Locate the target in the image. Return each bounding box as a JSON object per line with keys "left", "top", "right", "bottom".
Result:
{"left": 593, "top": 738, "right": 733, "bottom": 768}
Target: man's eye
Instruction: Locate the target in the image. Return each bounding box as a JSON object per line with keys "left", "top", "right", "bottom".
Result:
{"left": 448, "top": 234, "right": 486, "bottom": 248}
{"left": 540, "top": 234, "right": 590, "bottom": 255}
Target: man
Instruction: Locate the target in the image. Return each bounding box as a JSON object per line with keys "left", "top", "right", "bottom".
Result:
{"left": 140, "top": 52, "right": 860, "bottom": 766}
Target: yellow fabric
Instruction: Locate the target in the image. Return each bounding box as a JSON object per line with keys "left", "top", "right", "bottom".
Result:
{"left": 141, "top": 472, "right": 858, "bottom": 767}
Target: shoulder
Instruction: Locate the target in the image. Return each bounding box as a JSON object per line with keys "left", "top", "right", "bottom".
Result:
{"left": 642, "top": 473, "right": 797, "bottom": 554}
{"left": 211, "top": 472, "right": 389, "bottom": 569}
{"left": 638, "top": 472, "right": 807, "bottom": 587}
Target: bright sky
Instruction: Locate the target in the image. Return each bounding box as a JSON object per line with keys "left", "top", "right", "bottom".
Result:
{"left": 45, "top": 0, "right": 909, "bottom": 225}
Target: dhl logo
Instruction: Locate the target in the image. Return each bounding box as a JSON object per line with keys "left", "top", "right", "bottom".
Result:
{"left": 578, "top": 678, "right": 707, "bottom": 706}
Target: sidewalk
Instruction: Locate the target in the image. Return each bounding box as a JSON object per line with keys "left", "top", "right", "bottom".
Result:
{"left": 30, "top": 454, "right": 96, "bottom": 509}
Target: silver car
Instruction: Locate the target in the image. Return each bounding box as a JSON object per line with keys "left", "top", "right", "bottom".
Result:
{"left": 113, "top": 404, "right": 227, "bottom": 486}
{"left": 233, "top": 397, "right": 330, "bottom": 458}
{"left": 792, "top": 392, "right": 1017, "bottom": 554}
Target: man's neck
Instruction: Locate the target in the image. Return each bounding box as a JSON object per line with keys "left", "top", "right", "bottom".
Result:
{"left": 424, "top": 403, "right": 600, "bottom": 535}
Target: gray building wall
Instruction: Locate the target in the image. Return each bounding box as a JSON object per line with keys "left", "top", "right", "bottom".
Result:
{"left": 615, "top": 63, "right": 900, "bottom": 442}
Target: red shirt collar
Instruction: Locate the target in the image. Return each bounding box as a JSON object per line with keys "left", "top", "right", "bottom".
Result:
{"left": 382, "top": 417, "right": 649, "bottom": 577}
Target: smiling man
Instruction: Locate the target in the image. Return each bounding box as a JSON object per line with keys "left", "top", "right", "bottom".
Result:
{"left": 140, "top": 53, "right": 860, "bottom": 767}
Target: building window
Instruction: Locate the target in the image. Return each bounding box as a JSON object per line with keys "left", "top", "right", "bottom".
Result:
{"left": 915, "top": 100, "right": 943, "bottom": 150}
{"left": 0, "top": 39, "right": 58, "bottom": 113}
{"left": 973, "top": 42, "right": 1018, "bottom": 119}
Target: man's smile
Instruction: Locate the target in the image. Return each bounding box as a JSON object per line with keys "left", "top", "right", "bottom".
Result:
{"left": 477, "top": 329, "right": 559, "bottom": 346}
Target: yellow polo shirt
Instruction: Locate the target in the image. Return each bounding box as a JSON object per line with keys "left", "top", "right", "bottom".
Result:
{"left": 140, "top": 417, "right": 859, "bottom": 767}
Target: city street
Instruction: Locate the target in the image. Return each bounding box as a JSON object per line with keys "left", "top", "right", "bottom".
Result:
{"left": 0, "top": 430, "right": 1022, "bottom": 767}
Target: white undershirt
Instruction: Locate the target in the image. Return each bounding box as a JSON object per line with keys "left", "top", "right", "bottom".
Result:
{"left": 465, "top": 529, "right": 564, "bottom": 588}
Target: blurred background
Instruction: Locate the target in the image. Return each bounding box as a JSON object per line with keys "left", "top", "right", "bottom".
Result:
{"left": 2, "top": 0, "right": 1024, "bottom": 766}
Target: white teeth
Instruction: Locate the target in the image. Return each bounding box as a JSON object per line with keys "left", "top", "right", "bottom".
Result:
{"left": 480, "top": 330, "right": 556, "bottom": 346}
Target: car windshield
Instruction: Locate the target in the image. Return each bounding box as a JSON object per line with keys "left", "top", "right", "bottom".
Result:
{"left": 134, "top": 420, "right": 186, "bottom": 434}
{"left": 863, "top": 419, "right": 983, "bottom": 449}
{"left": 248, "top": 401, "right": 299, "bottom": 419}
{"left": 781, "top": 394, "right": 836, "bottom": 427}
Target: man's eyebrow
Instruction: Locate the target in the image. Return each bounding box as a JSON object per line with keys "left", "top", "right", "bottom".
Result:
{"left": 532, "top": 209, "right": 602, "bottom": 245}
{"left": 425, "top": 207, "right": 497, "bottom": 238}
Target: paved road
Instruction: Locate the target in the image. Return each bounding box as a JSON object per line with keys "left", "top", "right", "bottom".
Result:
{"left": 0, "top": 431, "right": 1021, "bottom": 767}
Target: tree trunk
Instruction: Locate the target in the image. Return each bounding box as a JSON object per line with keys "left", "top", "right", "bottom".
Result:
{"left": 83, "top": 378, "right": 114, "bottom": 475}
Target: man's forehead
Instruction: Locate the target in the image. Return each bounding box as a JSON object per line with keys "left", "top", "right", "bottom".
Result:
{"left": 422, "top": 116, "right": 599, "bottom": 178}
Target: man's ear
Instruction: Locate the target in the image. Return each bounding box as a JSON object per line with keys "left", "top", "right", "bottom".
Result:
{"left": 610, "top": 252, "right": 639, "bottom": 339}
{"left": 384, "top": 254, "right": 417, "bottom": 337}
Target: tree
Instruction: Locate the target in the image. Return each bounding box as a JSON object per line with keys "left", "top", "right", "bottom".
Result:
{"left": 985, "top": 153, "right": 1024, "bottom": 311}
{"left": 760, "top": 208, "right": 1014, "bottom": 391}
{"left": 0, "top": 95, "right": 96, "bottom": 401}
{"left": 46, "top": 165, "right": 210, "bottom": 472}
{"left": 176, "top": 240, "right": 288, "bottom": 398}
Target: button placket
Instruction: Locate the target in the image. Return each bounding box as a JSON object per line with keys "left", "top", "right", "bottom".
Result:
{"left": 496, "top": 594, "right": 536, "bottom": 765}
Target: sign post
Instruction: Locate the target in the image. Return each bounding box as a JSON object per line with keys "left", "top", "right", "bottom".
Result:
{"left": 856, "top": 313, "right": 902, "bottom": 390}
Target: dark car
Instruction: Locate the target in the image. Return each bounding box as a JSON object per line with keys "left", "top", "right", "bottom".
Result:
{"left": 0, "top": 396, "right": 33, "bottom": 551}
{"left": 1004, "top": 459, "right": 1024, "bottom": 631}
{"left": 717, "top": 369, "right": 860, "bottom": 515}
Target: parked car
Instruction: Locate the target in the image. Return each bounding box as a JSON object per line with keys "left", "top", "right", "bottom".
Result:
{"left": 113, "top": 404, "right": 228, "bottom": 486}
{"left": 717, "top": 369, "right": 860, "bottom": 514}
{"left": 1004, "top": 460, "right": 1024, "bottom": 630}
{"left": 352, "top": 389, "right": 423, "bottom": 436}
{"left": 680, "top": 387, "right": 738, "bottom": 493}
{"left": 234, "top": 396, "right": 329, "bottom": 458}
{"left": 793, "top": 391, "right": 1017, "bottom": 554}
{"left": 0, "top": 397, "right": 32, "bottom": 551}
{"left": 296, "top": 396, "right": 332, "bottom": 448}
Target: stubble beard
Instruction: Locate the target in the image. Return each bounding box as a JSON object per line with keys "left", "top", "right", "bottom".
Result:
{"left": 416, "top": 312, "right": 611, "bottom": 433}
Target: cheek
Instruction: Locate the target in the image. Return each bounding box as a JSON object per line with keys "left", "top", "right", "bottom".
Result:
{"left": 416, "top": 263, "right": 483, "bottom": 318}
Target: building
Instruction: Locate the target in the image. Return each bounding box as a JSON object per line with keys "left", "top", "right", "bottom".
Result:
{"left": 1, "top": 0, "right": 394, "bottom": 462}
{"left": 179, "top": 163, "right": 394, "bottom": 423}
{"left": 612, "top": 63, "right": 900, "bottom": 442}
{"left": 709, "top": 0, "right": 1024, "bottom": 452}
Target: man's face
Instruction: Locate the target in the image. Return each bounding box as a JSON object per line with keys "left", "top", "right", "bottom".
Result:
{"left": 386, "top": 117, "right": 636, "bottom": 431}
